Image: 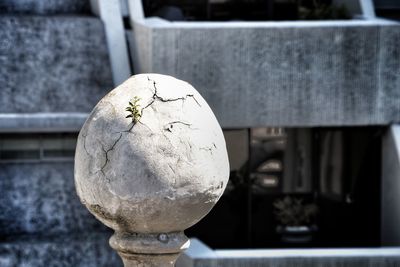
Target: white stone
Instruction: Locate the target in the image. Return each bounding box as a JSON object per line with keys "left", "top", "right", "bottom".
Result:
{"left": 74, "top": 74, "right": 229, "bottom": 265}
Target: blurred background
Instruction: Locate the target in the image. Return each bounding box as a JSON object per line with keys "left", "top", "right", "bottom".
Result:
{"left": 1, "top": 0, "right": 400, "bottom": 266}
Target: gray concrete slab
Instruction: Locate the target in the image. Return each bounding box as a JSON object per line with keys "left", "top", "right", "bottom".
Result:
{"left": 0, "top": 113, "right": 87, "bottom": 132}
{"left": 0, "top": 162, "right": 105, "bottom": 236}
{"left": 0, "top": 15, "right": 113, "bottom": 113}
{"left": 177, "top": 238, "right": 400, "bottom": 267}
{"left": 0, "top": 0, "right": 91, "bottom": 14}
{"left": 381, "top": 125, "right": 400, "bottom": 245}
{"left": 0, "top": 233, "right": 121, "bottom": 267}
{"left": 132, "top": 19, "right": 400, "bottom": 128}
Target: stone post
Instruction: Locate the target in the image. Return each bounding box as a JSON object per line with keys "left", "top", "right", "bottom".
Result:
{"left": 74, "top": 74, "right": 230, "bottom": 266}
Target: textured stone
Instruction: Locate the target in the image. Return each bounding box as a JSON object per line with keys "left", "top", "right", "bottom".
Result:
{"left": 75, "top": 74, "right": 230, "bottom": 265}
{"left": 0, "top": 162, "right": 105, "bottom": 236}
{"left": 0, "top": 15, "right": 113, "bottom": 113}
{"left": 132, "top": 19, "right": 400, "bottom": 127}
{"left": 0, "top": 233, "right": 121, "bottom": 267}
{"left": 0, "top": 113, "right": 87, "bottom": 133}
{"left": 381, "top": 125, "right": 400, "bottom": 245}
{"left": 378, "top": 24, "right": 400, "bottom": 122}
{"left": 0, "top": 0, "right": 91, "bottom": 14}
{"left": 176, "top": 238, "right": 400, "bottom": 267}
{"left": 75, "top": 73, "right": 229, "bottom": 233}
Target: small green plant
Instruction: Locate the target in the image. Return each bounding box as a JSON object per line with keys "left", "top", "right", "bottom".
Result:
{"left": 125, "top": 96, "right": 142, "bottom": 124}
{"left": 274, "top": 196, "right": 318, "bottom": 226}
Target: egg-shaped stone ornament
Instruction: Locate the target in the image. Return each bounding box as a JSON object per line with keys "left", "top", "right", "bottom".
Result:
{"left": 74, "top": 74, "right": 230, "bottom": 266}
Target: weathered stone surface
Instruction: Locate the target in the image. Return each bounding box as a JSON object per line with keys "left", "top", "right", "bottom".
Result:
{"left": 378, "top": 24, "right": 400, "bottom": 121}
{"left": 0, "top": 0, "right": 90, "bottom": 14}
{"left": 75, "top": 74, "right": 230, "bottom": 265}
{"left": 75, "top": 73, "right": 229, "bottom": 232}
{"left": 132, "top": 19, "right": 400, "bottom": 127}
{"left": 0, "top": 162, "right": 105, "bottom": 236}
{"left": 0, "top": 233, "right": 121, "bottom": 267}
{"left": 0, "top": 15, "right": 113, "bottom": 113}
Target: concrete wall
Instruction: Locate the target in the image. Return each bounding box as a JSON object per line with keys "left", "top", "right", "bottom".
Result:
{"left": 0, "top": 0, "right": 91, "bottom": 14}
{"left": 0, "top": 162, "right": 122, "bottom": 266}
{"left": 177, "top": 238, "right": 400, "bottom": 267}
{"left": 0, "top": 3, "right": 118, "bottom": 265}
{"left": 132, "top": 19, "right": 400, "bottom": 128}
{"left": 381, "top": 125, "right": 400, "bottom": 245}
{"left": 0, "top": 16, "right": 113, "bottom": 114}
{"left": 0, "top": 234, "right": 120, "bottom": 267}
{"left": 0, "top": 163, "right": 101, "bottom": 236}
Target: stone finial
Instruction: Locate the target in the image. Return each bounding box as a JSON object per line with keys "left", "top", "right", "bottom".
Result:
{"left": 74, "top": 74, "right": 230, "bottom": 266}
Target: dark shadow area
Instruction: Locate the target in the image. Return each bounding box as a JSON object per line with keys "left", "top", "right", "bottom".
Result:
{"left": 142, "top": 0, "right": 351, "bottom": 21}
{"left": 187, "top": 127, "right": 382, "bottom": 249}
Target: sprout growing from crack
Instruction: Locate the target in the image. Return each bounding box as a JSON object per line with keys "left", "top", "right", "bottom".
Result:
{"left": 125, "top": 96, "right": 142, "bottom": 124}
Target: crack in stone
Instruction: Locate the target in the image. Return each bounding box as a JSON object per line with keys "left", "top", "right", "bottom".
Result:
{"left": 114, "top": 120, "right": 152, "bottom": 135}
{"left": 141, "top": 76, "right": 201, "bottom": 118}
{"left": 92, "top": 76, "right": 208, "bottom": 185}
{"left": 167, "top": 163, "right": 177, "bottom": 186}
{"left": 168, "top": 163, "right": 176, "bottom": 174}
{"left": 167, "top": 121, "right": 192, "bottom": 127}
{"left": 161, "top": 131, "right": 175, "bottom": 149}
{"left": 100, "top": 133, "right": 123, "bottom": 175}
{"left": 163, "top": 121, "right": 192, "bottom": 132}
{"left": 199, "top": 145, "right": 214, "bottom": 154}
{"left": 113, "top": 126, "right": 135, "bottom": 135}
{"left": 122, "top": 77, "right": 201, "bottom": 134}
{"left": 82, "top": 133, "right": 90, "bottom": 156}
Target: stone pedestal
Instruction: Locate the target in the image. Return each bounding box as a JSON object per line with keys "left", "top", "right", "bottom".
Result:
{"left": 109, "top": 232, "right": 189, "bottom": 267}
{"left": 74, "top": 74, "right": 230, "bottom": 266}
